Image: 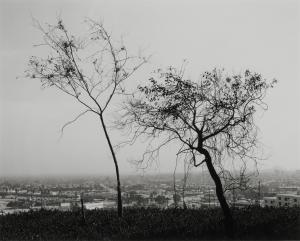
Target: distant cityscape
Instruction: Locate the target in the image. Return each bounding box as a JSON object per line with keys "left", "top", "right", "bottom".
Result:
{"left": 1, "top": 169, "right": 300, "bottom": 215}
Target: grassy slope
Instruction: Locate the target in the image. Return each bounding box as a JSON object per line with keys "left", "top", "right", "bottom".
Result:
{"left": 0, "top": 207, "right": 299, "bottom": 240}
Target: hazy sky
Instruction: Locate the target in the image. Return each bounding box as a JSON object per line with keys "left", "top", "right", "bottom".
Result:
{"left": 0, "top": 0, "right": 299, "bottom": 176}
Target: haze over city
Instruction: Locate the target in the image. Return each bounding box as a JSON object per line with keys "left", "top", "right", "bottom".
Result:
{"left": 1, "top": 0, "right": 299, "bottom": 177}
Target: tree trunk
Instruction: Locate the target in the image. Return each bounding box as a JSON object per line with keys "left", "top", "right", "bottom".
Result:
{"left": 80, "top": 194, "right": 86, "bottom": 225}
{"left": 99, "top": 115, "right": 123, "bottom": 218}
{"left": 198, "top": 148, "right": 234, "bottom": 238}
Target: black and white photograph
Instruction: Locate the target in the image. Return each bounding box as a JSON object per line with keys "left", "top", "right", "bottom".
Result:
{"left": 0, "top": 0, "right": 299, "bottom": 240}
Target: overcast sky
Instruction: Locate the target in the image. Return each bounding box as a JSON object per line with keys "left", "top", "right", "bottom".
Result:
{"left": 0, "top": 0, "right": 299, "bottom": 176}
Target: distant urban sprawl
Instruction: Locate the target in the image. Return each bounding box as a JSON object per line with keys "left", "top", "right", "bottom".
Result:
{"left": 1, "top": 169, "right": 300, "bottom": 215}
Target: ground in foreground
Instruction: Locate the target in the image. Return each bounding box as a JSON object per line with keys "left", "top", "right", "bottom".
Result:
{"left": 0, "top": 207, "right": 299, "bottom": 240}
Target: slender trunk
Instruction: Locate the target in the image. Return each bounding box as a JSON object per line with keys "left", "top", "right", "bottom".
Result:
{"left": 80, "top": 194, "right": 86, "bottom": 225}
{"left": 99, "top": 115, "right": 122, "bottom": 217}
{"left": 198, "top": 148, "right": 234, "bottom": 238}
{"left": 173, "top": 161, "right": 178, "bottom": 208}
{"left": 173, "top": 181, "right": 178, "bottom": 208}
{"left": 182, "top": 179, "right": 187, "bottom": 209}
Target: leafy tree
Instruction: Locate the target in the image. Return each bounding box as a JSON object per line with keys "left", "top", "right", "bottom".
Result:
{"left": 26, "top": 18, "right": 147, "bottom": 217}
{"left": 123, "top": 66, "right": 276, "bottom": 236}
{"left": 155, "top": 195, "right": 168, "bottom": 206}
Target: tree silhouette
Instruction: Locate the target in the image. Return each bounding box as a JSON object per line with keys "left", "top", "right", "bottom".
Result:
{"left": 122, "top": 66, "right": 276, "bottom": 236}
{"left": 26, "top": 18, "right": 148, "bottom": 217}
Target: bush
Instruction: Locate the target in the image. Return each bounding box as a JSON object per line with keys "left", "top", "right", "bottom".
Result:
{"left": 0, "top": 207, "right": 299, "bottom": 240}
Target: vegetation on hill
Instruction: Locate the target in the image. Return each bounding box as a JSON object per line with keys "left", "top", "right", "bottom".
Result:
{"left": 0, "top": 207, "right": 299, "bottom": 240}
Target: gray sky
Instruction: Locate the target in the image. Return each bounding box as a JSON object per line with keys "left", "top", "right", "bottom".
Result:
{"left": 0, "top": 0, "right": 299, "bottom": 176}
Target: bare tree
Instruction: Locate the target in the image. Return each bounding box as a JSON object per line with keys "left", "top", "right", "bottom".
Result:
{"left": 26, "top": 18, "right": 148, "bottom": 217}
{"left": 121, "top": 66, "right": 276, "bottom": 236}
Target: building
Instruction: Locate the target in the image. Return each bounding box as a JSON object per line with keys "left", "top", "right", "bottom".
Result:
{"left": 277, "top": 194, "right": 300, "bottom": 207}
{"left": 263, "top": 197, "right": 277, "bottom": 207}
{"left": 263, "top": 194, "right": 300, "bottom": 207}
{"left": 278, "top": 186, "right": 299, "bottom": 194}
{"left": 60, "top": 202, "right": 71, "bottom": 211}
{"left": 231, "top": 199, "right": 253, "bottom": 208}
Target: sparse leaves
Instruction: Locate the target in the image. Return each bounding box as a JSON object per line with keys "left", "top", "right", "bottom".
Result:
{"left": 123, "top": 66, "right": 276, "bottom": 190}
{"left": 26, "top": 17, "right": 148, "bottom": 218}
{"left": 27, "top": 18, "right": 148, "bottom": 114}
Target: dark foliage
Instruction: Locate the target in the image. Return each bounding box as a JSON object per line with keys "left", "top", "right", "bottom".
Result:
{"left": 0, "top": 207, "right": 299, "bottom": 240}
